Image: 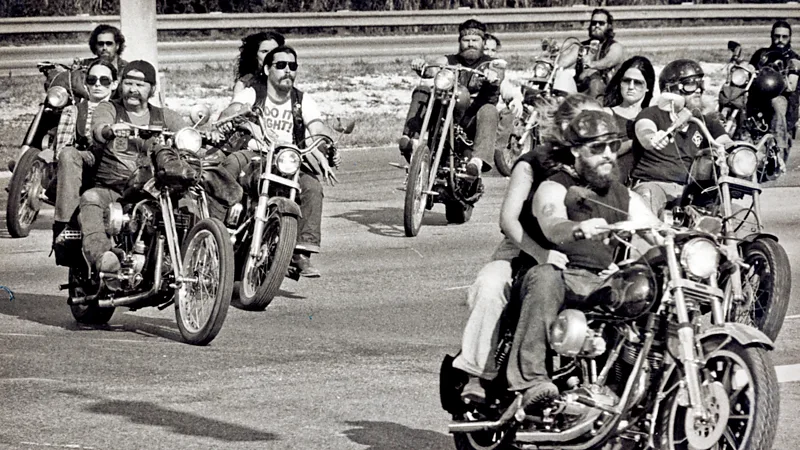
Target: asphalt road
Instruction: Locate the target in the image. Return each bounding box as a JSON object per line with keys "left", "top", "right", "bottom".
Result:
{"left": 1, "top": 146, "right": 799, "bottom": 450}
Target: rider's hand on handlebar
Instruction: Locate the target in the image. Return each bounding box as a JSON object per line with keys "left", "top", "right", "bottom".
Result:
{"left": 577, "top": 218, "right": 610, "bottom": 240}
{"left": 509, "top": 98, "right": 524, "bottom": 119}
{"left": 650, "top": 130, "right": 672, "bottom": 151}
{"left": 411, "top": 58, "right": 426, "bottom": 73}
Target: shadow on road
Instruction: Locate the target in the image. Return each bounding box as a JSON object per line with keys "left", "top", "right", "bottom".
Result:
{"left": 0, "top": 292, "right": 184, "bottom": 343}
{"left": 342, "top": 420, "right": 451, "bottom": 450}
{"left": 331, "top": 207, "right": 449, "bottom": 238}
{"left": 84, "top": 398, "right": 279, "bottom": 442}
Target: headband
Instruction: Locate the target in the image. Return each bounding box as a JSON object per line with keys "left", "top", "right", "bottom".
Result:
{"left": 459, "top": 28, "right": 485, "bottom": 39}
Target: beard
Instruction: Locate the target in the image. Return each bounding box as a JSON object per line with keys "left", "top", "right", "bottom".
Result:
{"left": 578, "top": 157, "right": 619, "bottom": 192}
{"left": 460, "top": 47, "right": 482, "bottom": 63}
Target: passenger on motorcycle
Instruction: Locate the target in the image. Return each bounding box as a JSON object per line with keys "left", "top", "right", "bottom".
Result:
{"left": 630, "top": 58, "right": 733, "bottom": 216}
{"left": 484, "top": 33, "right": 501, "bottom": 58}
{"left": 52, "top": 61, "right": 119, "bottom": 246}
{"left": 224, "top": 45, "right": 339, "bottom": 278}
{"left": 749, "top": 20, "right": 800, "bottom": 162}
{"left": 602, "top": 55, "right": 655, "bottom": 185}
{"left": 79, "top": 60, "right": 190, "bottom": 275}
{"left": 558, "top": 9, "right": 625, "bottom": 101}
{"left": 454, "top": 94, "right": 602, "bottom": 403}
{"left": 80, "top": 24, "right": 128, "bottom": 72}
{"left": 506, "top": 110, "right": 660, "bottom": 411}
{"left": 232, "top": 31, "right": 285, "bottom": 96}
{"left": 398, "top": 18, "right": 504, "bottom": 185}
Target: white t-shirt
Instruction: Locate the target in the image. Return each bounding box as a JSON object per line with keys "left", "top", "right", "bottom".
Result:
{"left": 231, "top": 87, "right": 323, "bottom": 145}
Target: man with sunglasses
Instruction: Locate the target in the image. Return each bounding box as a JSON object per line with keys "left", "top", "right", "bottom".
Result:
{"left": 80, "top": 24, "right": 128, "bottom": 72}
{"left": 749, "top": 20, "right": 799, "bottom": 163}
{"left": 630, "top": 58, "right": 733, "bottom": 216}
{"left": 559, "top": 9, "right": 625, "bottom": 101}
{"left": 225, "top": 45, "right": 338, "bottom": 278}
{"left": 506, "top": 110, "right": 659, "bottom": 412}
{"left": 51, "top": 61, "right": 119, "bottom": 252}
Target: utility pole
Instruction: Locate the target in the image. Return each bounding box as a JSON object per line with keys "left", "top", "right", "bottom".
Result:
{"left": 119, "top": 0, "right": 162, "bottom": 105}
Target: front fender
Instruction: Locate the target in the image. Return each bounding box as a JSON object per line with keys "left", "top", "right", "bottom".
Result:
{"left": 740, "top": 232, "right": 779, "bottom": 245}
{"left": 267, "top": 196, "right": 301, "bottom": 218}
{"left": 697, "top": 323, "right": 774, "bottom": 351}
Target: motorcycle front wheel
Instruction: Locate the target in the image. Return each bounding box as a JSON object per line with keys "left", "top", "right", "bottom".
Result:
{"left": 656, "top": 338, "right": 779, "bottom": 450}
{"left": 493, "top": 126, "right": 534, "bottom": 178}
{"left": 6, "top": 147, "right": 46, "bottom": 238}
{"left": 238, "top": 211, "right": 297, "bottom": 311}
{"left": 404, "top": 145, "right": 433, "bottom": 237}
{"left": 175, "top": 218, "right": 234, "bottom": 346}
{"left": 727, "top": 238, "right": 792, "bottom": 342}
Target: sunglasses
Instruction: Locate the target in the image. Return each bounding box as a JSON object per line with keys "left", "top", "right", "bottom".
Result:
{"left": 272, "top": 61, "right": 298, "bottom": 71}
{"left": 590, "top": 20, "right": 607, "bottom": 27}
{"left": 85, "top": 75, "right": 113, "bottom": 87}
{"left": 621, "top": 77, "right": 646, "bottom": 88}
{"left": 97, "top": 40, "right": 116, "bottom": 47}
{"left": 678, "top": 77, "right": 705, "bottom": 95}
{"left": 584, "top": 139, "right": 621, "bottom": 155}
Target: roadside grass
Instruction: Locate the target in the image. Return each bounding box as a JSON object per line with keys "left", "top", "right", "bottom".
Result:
{"left": 0, "top": 48, "right": 735, "bottom": 165}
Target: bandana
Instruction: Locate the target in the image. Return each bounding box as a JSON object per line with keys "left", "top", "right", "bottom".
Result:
{"left": 459, "top": 28, "right": 485, "bottom": 40}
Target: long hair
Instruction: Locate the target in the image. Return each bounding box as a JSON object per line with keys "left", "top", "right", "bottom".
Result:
{"left": 591, "top": 8, "right": 615, "bottom": 41}
{"left": 88, "top": 24, "right": 125, "bottom": 56}
{"left": 602, "top": 56, "right": 655, "bottom": 109}
{"left": 234, "top": 31, "right": 286, "bottom": 80}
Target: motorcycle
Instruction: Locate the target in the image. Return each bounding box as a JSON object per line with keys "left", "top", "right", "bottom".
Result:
{"left": 403, "top": 60, "right": 506, "bottom": 237}
{"left": 661, "top": 103, "right": 792, "bottom": 342}
{"left": 441, "top": 220, "right": 779, "bottom": 450}
{"left": 5, "top": 60, "right": 90, "bottom": 238}
{"left": 56, "top": 120, "right": 235, "bottom": 346}
{"left": 212, "top": 104, "right": 352, "bottom": 310}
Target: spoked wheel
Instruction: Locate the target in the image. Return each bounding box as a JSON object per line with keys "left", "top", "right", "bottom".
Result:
{"left": 238, "top": 211, "right": 297, "bottom": 311}
{"left": 657, "top": 339, "right": 779, "bottom": 450}
{"left": 68, "top": 268, "right": 115, "bottom": 325}
{"left": 6, "top": 147, "right": 46, "bottom": 237}
{"left": 493, "top": 127, "right": 534, "bottom": 178}
{"left": 175, "top": 218, "right": 234, "bottom": 345}
{"left": 404, "top": 145, "right": 433, "bottom": 237}
{"left": 727, "top": 238, "right": 791, "bottom": 342}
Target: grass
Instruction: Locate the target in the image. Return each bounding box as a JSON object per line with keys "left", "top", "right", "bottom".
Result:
{"left": 0, "top": 48, "right": 737, "bottom": 166}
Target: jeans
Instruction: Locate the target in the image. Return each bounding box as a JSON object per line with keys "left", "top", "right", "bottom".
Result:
{"left": 506, "top": 265, "right": 604, "bottom": 391}
{"left": 633, "top": 180, "right": 685, "bottom": 217}
{"left": 78, "top": 186, "right": 121, "bottom": 267}
{"left": 771, "top": 95, "right": 789, "bottom": 156}
{"left": 402, "top": 86, "right": 431, "bottom": 139}
{"left": 54, "top": 147, "right": 95, "bottom": 223}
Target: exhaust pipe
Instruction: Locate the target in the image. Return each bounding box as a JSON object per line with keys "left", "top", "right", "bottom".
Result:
{"left": 69, "top": 238, "right": 166, "bottom": 307}
{"left": 448, "top": 396, "right": 522, "bottom": 433}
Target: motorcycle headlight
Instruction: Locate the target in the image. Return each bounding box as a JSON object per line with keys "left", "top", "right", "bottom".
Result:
{"left": 276, "top": 148, "right": 301, "bottom": 175}
{"left": 46, "top": 86, "right": 70, "bottom": 108}
{"left": 550, "top": 309, "right": 589, "bottom": 357}
{"left": 105, "top": 202, "right": 129, "bottom": 237}
{"left": 174, "top": 128, "right": 202, "bottom": 153}
{"left": 680, "top": 238, "right": 720, "bottom": 279}
{"left": 533, "top": 62, "right": 553, "bottom": 79}
{"left": 727, "top": 147, "right": 758, "bottom": 178}
{"left": 730, "top": 67, "right": 751, "bottom": 87}
{"left": 434, "top": 69, "right": 456, "bottom": 91}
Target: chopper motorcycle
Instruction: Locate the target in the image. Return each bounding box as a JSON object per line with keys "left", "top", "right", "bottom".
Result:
{"left": 402, "top": 60, "right": 506, "bottom": 237}
{"left": 56, "top": 120, "right": 235, "bottom": 346}
{"left": 441, "top": 220, "right": 779, "bottom": 450}
{"left": 5, "top": 60, "right": 90, "bottom": 238}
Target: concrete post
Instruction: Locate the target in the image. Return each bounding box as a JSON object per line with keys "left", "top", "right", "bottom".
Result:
{"left": 120, "top": 0, "right": 162, "bottom": 105}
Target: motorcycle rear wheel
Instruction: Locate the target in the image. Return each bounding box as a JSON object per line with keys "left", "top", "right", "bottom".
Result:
{"left": 238, "top": 212, "right": 297, "bottom": 311}
{"left": 175, "top": 218, "right": 234, "bottom": 346}
{"left": 494, "top": 129, "right": 534, "bottom": 178}
{"left": 656, "top": 339, "right": 779, "bottom": 450}
{"left": 6, "top": 147, "right": 46, "bottom": 238}
{"left": 68, "top": 268, "right": 115, "bottom": 325}
{"left": 404, "top": 145, "right": 433, "bottom": 237}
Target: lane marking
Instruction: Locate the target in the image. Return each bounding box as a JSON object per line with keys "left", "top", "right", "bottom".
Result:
{"left": 444, "top": 285, "right": 471, "bottom": 291}
{"left": 19, "top": 442, "right": 95, "bottom": 449}
{"left": 776, "top": 364, "right": 800, "bottom": 383}
{"left": 784, "top": 314, "right": 800, "bottom": 320}
{"left": 0, "top": 332, "right": 45, "bottom": 337}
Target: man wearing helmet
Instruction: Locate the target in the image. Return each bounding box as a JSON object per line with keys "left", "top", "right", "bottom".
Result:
{"left": 506, "top": 110, "right": 659, "bottom": 412}
{"left": 749, "top": 20, "right": 800, "bottom": 162}
{"left": 630, "top": 59, "right": 733, "bottom": 216}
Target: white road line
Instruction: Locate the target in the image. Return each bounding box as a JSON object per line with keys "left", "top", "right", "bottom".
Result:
{"left": 444, "top": 285, "right": 471, "bottom": 291}
{"left": 0, "top": 332, "right": 45, "bottom": 337}
{"left": 784, "top": 314, "right": 800, "bottom": 320}
{"left": 776, "top": 364, "right": 800, "bottom": 383}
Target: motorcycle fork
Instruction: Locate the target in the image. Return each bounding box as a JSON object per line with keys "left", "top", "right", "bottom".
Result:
{"left": 249, "top": 151, "right": 275, "bottom": 262}
{"left": 429, "top": 93, "right": 456, "bottom": 194}
{"left": 720, "top": 182, "right": 745, "bottom": 306}
{"left": 23, "top": 104, "right": 46, "bottom": 147}
{"left": 159, "top": 192, "right": 186, "bottom": 285}
{"left": 663, "top": 233, "right": 708, "bottom": 419}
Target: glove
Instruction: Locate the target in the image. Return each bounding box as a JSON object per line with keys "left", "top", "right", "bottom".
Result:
{"left": 326, "top": 144, "right": 341, "bottom": 168}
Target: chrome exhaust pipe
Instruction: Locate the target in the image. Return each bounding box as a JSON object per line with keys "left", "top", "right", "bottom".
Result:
{"left": 69, "top": 238, "right": 165, "bottom": 307}
{"left": 448, "top": 396, "right": 522, "bottom": 433}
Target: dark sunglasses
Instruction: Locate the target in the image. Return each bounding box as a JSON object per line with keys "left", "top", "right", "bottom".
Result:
{"left": 621, "top": 77, "right": 646, "bottom": 88}
{"left": 85, "top": 75, "right": 113, "bottom": 87}
{"left": 97, "top": 40, "right": 116, "bottom": 47}
{"left": 272, "top": 61, "right": 298, "bottom": 71}
{"left": 584, "top": 139, "right": 621, "bottom": 155}
{"left": 590, "top": 20, "right": 607, "bottom": 27}
{"left": 678, "top": 77, "right": 705, "bottom": 95}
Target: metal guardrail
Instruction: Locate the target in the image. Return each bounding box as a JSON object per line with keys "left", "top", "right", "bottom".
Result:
{"left": 0, "top": 5, "right": 798, "bottom": 34}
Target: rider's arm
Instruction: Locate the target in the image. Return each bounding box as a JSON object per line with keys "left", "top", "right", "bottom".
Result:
{"left": 91, "top": 101, "right": 119, "bottom": 144}
{"left": 532, "top": 181, "right": 575, "bottom": 244}
{"left": 500, "top": 161, "right": 548, "bottom": 261}
{"left": 587, "top": 42, "right": 624, "bottom": 71}
{"left": 232, "top": 79, "right": 246, "bottom": 97}
{"left": 557, "top": 43, "right": 581, "bottom": 70}
{"left": 634, "top": 118, "right": 660, "bottom": 151}
{"left": 301, "top": 95, "right": 332, "bottom": 141}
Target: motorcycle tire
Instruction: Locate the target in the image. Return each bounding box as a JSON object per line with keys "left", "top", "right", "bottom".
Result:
{"left": 728, "top": 238, "right": 792, "bottom": 342}
{"left": 175, "top": 218, "right": 234, "bottom": 346}
{"left": 238, "top": 212, "right": 298, "bottom": 311}
{"left": 404, "top": 145, "right": 433, "bottom": 237}
{"left": 445, "top": 201, "right": 473, "bottom": 224}
{"left": 493, "top": 132, "right": 534, "bottom": 178}
{"left": 453, "top": 431, "right": 514, "bottom": 450}
{"left": 68, "top": 268, "right": 115, "bottom": 325}
{"left": 6, "top": 147, "right": 45, "bottom": 238}
{"left": 655, "top": 338, "right": 779, "bottom": 450}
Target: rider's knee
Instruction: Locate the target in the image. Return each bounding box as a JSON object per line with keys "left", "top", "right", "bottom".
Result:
{"left": 79, "top": 189, "right": 106, "bottom": 208}
{"left": 57, "top": 147, "right": 81, "bottom": 165}
{"left": 299, "top": 173, "right": 323, "bottom": 198}
{"left": 772, "top": 95, "right": 789, "bottom": 114}
{"left": 520, "top": 264, "right": 561, "bottom": 292}
{"left": 633, "top": 182, "right": 667, "bottom": 216}
{"left": 477, "top": 103, "right": 499, "bottom": 122}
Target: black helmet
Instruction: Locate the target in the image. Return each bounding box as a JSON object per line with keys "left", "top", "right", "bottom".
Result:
{"left": 750, "top": 66, "right": 786, "bottom": 99}
{"left": 564, "top": 110, "right": 620, "bottom": 146}
{"left": 659, "top": 59, "right": 704, "bottom": 92}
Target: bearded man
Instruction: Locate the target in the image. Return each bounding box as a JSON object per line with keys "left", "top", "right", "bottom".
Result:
{"left": 504, "top": 110, "right": 660, "bottom": 412}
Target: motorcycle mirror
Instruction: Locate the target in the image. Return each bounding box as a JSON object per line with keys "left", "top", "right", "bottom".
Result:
{"left": 189, "top": 104, "right": 211, "bottom": 126}
{"left": 727, "top": 41, "right": 741, "bottom": 53}
{"left": 656, "top": 92, "right": 686, "bottom": 112}
{"left": 541, "top": 40, "right": 550, "bottom": 51}
{"left": 332, "top": 117, "right": 356, "bottom": 134}
{"left": 490, "top": 59, "right": 508, "bottom": 70}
